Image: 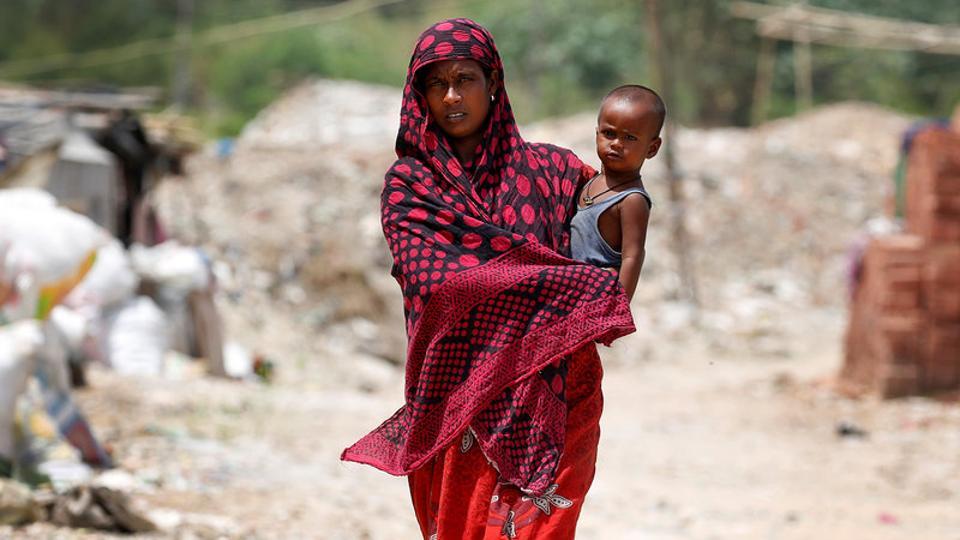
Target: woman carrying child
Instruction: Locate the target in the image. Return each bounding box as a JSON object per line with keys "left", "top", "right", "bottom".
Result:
{"left": 343, "top": 18, "right": 638, "bottom": 539}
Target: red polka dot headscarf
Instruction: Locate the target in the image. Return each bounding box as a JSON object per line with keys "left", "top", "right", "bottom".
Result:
{"left": 396, "top": 18, "right": 519, "bottom": 211}
{"left": 343, "top": 18, "right": 635, "bottom": 496}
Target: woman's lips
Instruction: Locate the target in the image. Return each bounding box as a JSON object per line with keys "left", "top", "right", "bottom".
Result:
{"left": 446, "top": 111, "right": 467, "bottom": 122}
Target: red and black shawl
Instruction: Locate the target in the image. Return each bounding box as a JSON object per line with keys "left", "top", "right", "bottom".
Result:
{"left": 342, "top": 18, "right": 634, "bottom": 496}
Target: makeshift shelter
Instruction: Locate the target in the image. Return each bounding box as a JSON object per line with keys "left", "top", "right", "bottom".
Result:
{"left": 0, "top": 85, "right": 193, "bottom": 244}
{"left": 47, "top": 130, "right": 119, "bottom": 234}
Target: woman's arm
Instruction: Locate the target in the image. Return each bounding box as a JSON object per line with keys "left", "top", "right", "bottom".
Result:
{"left": 617, "top": 194, "right": 650, "bottom": 301}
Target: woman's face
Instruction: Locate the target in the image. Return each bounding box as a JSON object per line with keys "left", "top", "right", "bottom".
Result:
{"left": 421, "top": 59, "right": 497, "bottom": 144}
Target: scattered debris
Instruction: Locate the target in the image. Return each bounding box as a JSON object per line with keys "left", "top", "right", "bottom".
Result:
{"left": 835, "top": 420, "right": 869, "bottom": 439}
{"left": 42, "top": 484, "right": 155, "bottom": 533}
{"left": 877, "top": 511, "right": 899, "bottom": 525}
{"left": 0, "top": 478, "right": 38, "bottom": 526}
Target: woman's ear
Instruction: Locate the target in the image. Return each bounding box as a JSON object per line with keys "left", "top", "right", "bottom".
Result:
{"left": 487, "top": 70, "right": 500, "bottom": 97}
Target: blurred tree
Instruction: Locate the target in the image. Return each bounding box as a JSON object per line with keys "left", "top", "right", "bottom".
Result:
{"left": 477, "top": 0, "right": 646, "bottom": 122}
{"left": 0, "top": 0, "right": 957, "bottom": 135}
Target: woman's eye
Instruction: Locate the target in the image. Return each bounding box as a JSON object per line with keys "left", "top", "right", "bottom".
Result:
{"left": 428, "top": 80, "right": 444, "bottom": 88}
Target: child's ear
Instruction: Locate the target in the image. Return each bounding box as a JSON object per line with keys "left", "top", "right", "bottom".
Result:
{"left": 647, "top": 137, "right": 662, "bottom": 158}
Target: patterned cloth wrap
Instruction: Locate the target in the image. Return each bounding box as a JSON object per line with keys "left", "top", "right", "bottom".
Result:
{"left": 341, "top": 18, "right": 635, "bottom": 496}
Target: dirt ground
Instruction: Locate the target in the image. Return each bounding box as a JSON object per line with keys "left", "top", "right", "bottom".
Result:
{"left": 10, "top": 307, "right": 960, "bottom": 539}
{"left": 5, "top": 82, "right": 959, "bottom": 539}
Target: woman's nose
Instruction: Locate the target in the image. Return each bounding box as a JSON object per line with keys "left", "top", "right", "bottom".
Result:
{"left": 443, "top": 85, "right": 461, "bottom": 105}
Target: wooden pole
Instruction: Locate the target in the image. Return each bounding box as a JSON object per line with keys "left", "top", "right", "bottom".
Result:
{"left": 752, "top": 36, "right": 776, "bottom": 125}
{"left": 644, "top": 0, "right": 700, "bottom": 308}
{"left": 172, "top": 0, "right": 195, "bottom": 110}
{"left": 732, "top": 1, "right": 960, "bottom": 55}
{"left": 793, "top": 22, "right": 814, "bottom": 111}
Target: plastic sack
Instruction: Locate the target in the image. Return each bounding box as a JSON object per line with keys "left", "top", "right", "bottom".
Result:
{"left": 64, "top": 239, "right": 139, "bottom": 312}
{"left": 48, "top": 305, "right": 104, "bottom": 366}
{"left": 0, "top": 188, "right": 57, "bottom": 210}
{"left": 0, "top": 320, "right": 43, "bottom": 459}
{"left": 101, "top": 297, "right": 169, "bottom": 377}
{"left": 0, "top": 190, "right": 109, "bottom": 321}
{"left": 129, "top": 241, "right": 209, "bottom": 292}
{"left": 49, "top": 307, "right": 88, "bottom": 355}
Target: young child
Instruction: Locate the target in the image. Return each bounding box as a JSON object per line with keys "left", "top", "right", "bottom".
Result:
{"left": 570, "top": 84, "right": 664, "bottom": 301}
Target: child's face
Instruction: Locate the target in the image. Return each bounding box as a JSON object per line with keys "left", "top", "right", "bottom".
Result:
{"left": 595, "top": 99, "right": 662, "bottom": 175}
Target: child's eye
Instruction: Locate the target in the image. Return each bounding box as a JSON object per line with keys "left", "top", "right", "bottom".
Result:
{"left": 602, "top": 130, "right": 615, "bottom": 137}
{"left": 626, "top": 134, "right": 638, "bottom": 141}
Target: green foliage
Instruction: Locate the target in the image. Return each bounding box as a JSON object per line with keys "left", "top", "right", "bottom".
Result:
{"left": 475, "top": 0, "right": 647, "bottom": 123}
{"left": 0, "top": 0, "right": 958, "bottom": 136}
{"left": 203, "top": 29, "right": 326, "bottom": 134}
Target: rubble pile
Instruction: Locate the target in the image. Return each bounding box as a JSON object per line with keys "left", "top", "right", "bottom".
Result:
{"left": 155, "top": 79, "right": 408, "bottom": 369}
{"left": 842, "top": 115, "right": 960, "bottom": 397}
{"left": 158, "top": 83, "right": 916, "bottom": 366}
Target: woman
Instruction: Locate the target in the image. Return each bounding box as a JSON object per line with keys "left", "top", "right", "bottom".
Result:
{"left": 342, "top": 19, "right": 634, "bottom": 539}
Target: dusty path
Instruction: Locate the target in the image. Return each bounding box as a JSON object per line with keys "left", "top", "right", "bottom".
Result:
{"left": 12, "top": 308, "right": 957, "bottom": 539}
{"left": 586, "top": 325, "right": 960, "bottom": 540}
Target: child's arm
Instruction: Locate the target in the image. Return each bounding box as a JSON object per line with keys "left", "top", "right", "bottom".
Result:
{"left": 618, "top": 194, "right": 650, "bottom": 301}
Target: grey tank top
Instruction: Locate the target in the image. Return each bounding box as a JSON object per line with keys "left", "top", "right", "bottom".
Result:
{"left": 569, "top": 187, "right": 651, "bottom": 267}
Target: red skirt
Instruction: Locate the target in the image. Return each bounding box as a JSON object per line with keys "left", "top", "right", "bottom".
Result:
{"left": 408, "top": 346, "right": 603, "bottom": 539}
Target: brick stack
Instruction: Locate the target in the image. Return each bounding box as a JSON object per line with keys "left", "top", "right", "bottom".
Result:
{"left": 841, "top": 112, "right": 960, "bottom": 397}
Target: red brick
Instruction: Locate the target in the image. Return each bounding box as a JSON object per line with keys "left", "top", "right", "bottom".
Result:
{"left": 928, "top": 290, "right": 960, "bottom": 321}
{"left": 841, "top": 306, "right": 925, "bottom": 396}
{"left": 862, "top": 237, "right": 925, "bottom": 306}
{"left": 921, "top": 323, "right": 960, "bottom": 391}
{"left": 864, "top": 235, "right": 925, "bottom": 268}
{"left": 927, "top": 218, "right": 960, "bottom": 243}
{"left": 840, "top": 302, "right": 870, "bottom": 385}
{"left": 864, "top": 272, "right": 922, "bottom": 312}
{"left": 884, "top": 266, "right": 924, "bottom": 285}
{"left": 877, "top": 364, "right": 921, "bottom": 398}
{"left": 908, "top": 130, "right": 960, "bottom": 192}
{"left": 925, "top": 246, "right": 960, "bottom": 283}
{"left": 928, "top": 174, "right": 960, "bottom": 197}
{"left": 877, "top": 289, "right": 921, "bottom": 311}
{"left": 872, "top": 314, "right": 923, "bottom": 363}
{"left": 924, "top": 193, "right": 960, "bottom": 214}
{"left": 842, "top": 304, "right": 883, "bottom": 388}
{"left": 906, "top": 130, "right": 960, "bottom": 240}
{"left": 877, "top": 313, "right": 924, "bottom": 332}
{"left": 924, "top": 246, "right": 960, "bottom": 320}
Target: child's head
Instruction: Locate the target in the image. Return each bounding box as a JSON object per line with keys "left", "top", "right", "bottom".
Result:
{"left": 596, "top": 85, "right": 665, "bottom": 176}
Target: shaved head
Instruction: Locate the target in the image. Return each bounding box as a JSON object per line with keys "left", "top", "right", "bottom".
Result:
{"left": 601, "top": 85, "right": 666, "bottom": 136}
